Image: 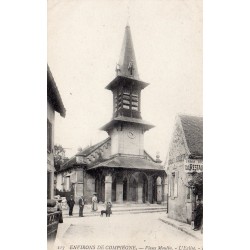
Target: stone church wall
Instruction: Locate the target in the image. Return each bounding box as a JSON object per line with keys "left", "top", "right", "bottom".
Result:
{"left": 110, "top": 124, "right": 144, "bottom": 156}
{"left": 84, "top": 173, "right": 95, "bottom": 204}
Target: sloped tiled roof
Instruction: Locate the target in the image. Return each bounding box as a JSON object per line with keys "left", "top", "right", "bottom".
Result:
{"left": 58, "top": 136, "right": 162, "bottom": 172}
{"left": 47, "top": 65, "right": 66, "bottom": 117}
{"left": 58, "top": 137, "right": 110, "bottom": 172}
{"left": 144, "top": 150, "right": 156, "bottom": 162}
{"left": 179, "top": 115, "right": 203, "bottom": 157}
{"left": 76, "top": 137, "right": 110, "bottom": 157}
{"left": 89, "top": 155, "right": 164, "bottom": 171}
{"left": 100, "top": 116, "right": 154, "bottom": 131}
{"left": 59, "top": 157, "right": 76, "bottom": 171}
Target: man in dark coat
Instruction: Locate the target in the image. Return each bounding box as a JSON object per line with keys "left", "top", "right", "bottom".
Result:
{"left": 67, "top": 195, "right": 75, "bottom": 216}
{"left": 194, "top": 199, "right": 203, "bottom": 230}
{"left": 78, "top": 196, "right": 84, "bottom": 217}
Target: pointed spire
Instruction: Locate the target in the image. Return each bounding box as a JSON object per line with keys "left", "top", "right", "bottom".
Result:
{"left": 116, "top": 25, "right": 139, "bottom": 80}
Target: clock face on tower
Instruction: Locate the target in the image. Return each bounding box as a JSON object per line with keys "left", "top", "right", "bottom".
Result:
{"left": 127, "top": 130, "right": 136, "bottom": 139}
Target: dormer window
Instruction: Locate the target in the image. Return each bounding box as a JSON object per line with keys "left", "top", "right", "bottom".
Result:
{"left": 122, "top": 87, "right": 131, "bottom": 109}
{"left": 123, "top": 104, "right": 130, "bottom": 109}
{"left": 123, "top": 100, "right": 130, "bottom": 105}
{"left": 128, "top": 61, "right": 134, "bottom": 76}
{"left": 132, "top": 94, "right": 138, "bottom": 101}
{"left": 131, "top": 92, "right": 139, "bottom": 111}
{"left": 115, "top": 63, "right": 121, "bottom": 75}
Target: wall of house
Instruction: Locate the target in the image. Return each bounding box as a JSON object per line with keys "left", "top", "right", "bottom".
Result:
{"left": 47, "top": 100, "right": 55, "bottom": 199}
{"left": 55, "top": 168, "right": 84, "bottom": 202}
{"left": 167, "top": 120, "right": 192, "bottom": 223}
{"left": 56, "top": 173, "right": 63, "bottom": 191}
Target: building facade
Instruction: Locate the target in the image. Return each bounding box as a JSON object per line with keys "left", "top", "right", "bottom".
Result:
{"left": 47, "top": 66, "right": 66, "bottom": 199}
{"left": 166, "top": 114, "right": 203, "bottom": 224}
{"left": 56, "top": 25, "right": 167, "bottom": 204}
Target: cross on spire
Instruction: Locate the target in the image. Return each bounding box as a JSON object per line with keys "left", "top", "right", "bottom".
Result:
{"left": 127, "top": 5, "right": 130, "bottom": 26}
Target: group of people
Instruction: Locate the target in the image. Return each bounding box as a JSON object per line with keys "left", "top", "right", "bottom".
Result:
{"left": 66, "top": 193, "right": 112, "bottom": 217}
{"left": 67, "top": 194, "right": 202, "bottom": 231}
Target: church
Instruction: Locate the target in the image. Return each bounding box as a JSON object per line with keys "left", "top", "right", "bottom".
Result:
{"left": 55, "top": 25, "right": 167, "bottom": 204}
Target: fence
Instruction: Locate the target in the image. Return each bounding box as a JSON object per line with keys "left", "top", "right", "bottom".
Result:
{"left": 47, "top": 211, "right": 61, "bottom": 241}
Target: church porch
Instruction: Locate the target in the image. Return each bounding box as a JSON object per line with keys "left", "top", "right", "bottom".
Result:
{"left": 87, "top": 167, "right": 167, "bottom": 205}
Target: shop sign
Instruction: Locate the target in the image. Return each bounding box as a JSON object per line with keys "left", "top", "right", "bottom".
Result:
{"left": 184, "top": 159, "right": 203, "bottom": 173}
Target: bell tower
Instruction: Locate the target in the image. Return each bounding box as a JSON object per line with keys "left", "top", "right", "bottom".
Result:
{"left": 101, "top": 25, "right": 154, "bottom": 156}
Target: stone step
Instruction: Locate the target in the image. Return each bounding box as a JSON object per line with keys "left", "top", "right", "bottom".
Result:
{"left": 105, "top": 207, "right": 167, "bottom": 212}
{"left": 63, "top": 206, "right": 167, "bottom": 218}
{"left": 97, "top": 202, "right": 165, "bottom": 206}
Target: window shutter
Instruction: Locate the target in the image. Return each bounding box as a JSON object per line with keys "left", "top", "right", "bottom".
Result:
{"left": 171, "top": 175, "right": 174, "bottom": 197}
{"left": 47, "top": 120, "right": 52, "bottom": 152}
{"left": 168, "top": 176, "right": 171, "bottom": 197}
{"left": 174, "top": 171, "right": 178, "bottom": 198}
{"left": 168, "top": 177, "right": 171, "bottom": 197}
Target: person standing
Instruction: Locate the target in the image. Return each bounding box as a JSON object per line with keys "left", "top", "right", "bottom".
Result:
{"left": 57, "top": 198, "right": 63, "bottom": 223}
{"left": 193, "top": 199, "right": 203, "bottom": 230}
{"left": 67, "top": 195, "right": 75, "bottom": 216}
{"left": 78, "top": 196, "right": 84, "bottom": 217}
{"left": 92, "top": 193, "right": 98, "bottom": 211}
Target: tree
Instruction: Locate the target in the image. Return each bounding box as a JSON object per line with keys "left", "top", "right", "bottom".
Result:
{"left": 54, "top": 144, "right": 66, "bottom": 171}
{"left": 77, "top": 147, "right": 83, "bottom": 153}
{"left": 188, "top": 172, "right": 203, "bottom": 198}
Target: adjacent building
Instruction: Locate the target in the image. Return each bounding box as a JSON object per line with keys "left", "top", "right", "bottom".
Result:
{"left": 56, "top": 25, "right": 167, "bottom": 204}
{"left": 166, "top": 114, "right": 203, "bottom": 224}
{"left": 47, "top": 65, "right": 66, "bottom": 199}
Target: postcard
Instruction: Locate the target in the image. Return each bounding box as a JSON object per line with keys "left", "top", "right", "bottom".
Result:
{"left": 47, "top": 1, "right": 203, "bottom": 250}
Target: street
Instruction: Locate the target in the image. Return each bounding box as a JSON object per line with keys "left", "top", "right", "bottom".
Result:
{"left": 51, "top": 212, "right": 202, "bottom": 250}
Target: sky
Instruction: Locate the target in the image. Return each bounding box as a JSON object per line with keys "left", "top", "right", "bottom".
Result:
{"left": 48, "top": 0, "right": 202, "bottom": 163}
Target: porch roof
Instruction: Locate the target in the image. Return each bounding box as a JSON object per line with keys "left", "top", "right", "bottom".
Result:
{"left": 88, "top": 155, "right": 164, "bottom": 171}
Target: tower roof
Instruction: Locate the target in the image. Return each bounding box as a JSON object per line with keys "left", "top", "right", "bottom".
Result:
{"left": 100, "top": 116, "right": 154, "bottom": 132}
{"left": 116, "top": 25, "right": 139, "bottom": 80}
{"left": 106, "top": 25, "right": 149, "bottom": 90}
{"left": 88, "top": 155, "right": 164, "bottom": 171}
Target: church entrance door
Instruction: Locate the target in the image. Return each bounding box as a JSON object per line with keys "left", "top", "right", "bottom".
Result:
{"left": 129, "top": 172, "right": 148, "bottom": 203}
{"left": 123, "top": 178, "right": 128, "bottom": 201}
{"left": 112, "top": 178, "right": 116, "bottom": 202}
{"left": 130, "top": 177, "right": 137, "bottom": 202}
